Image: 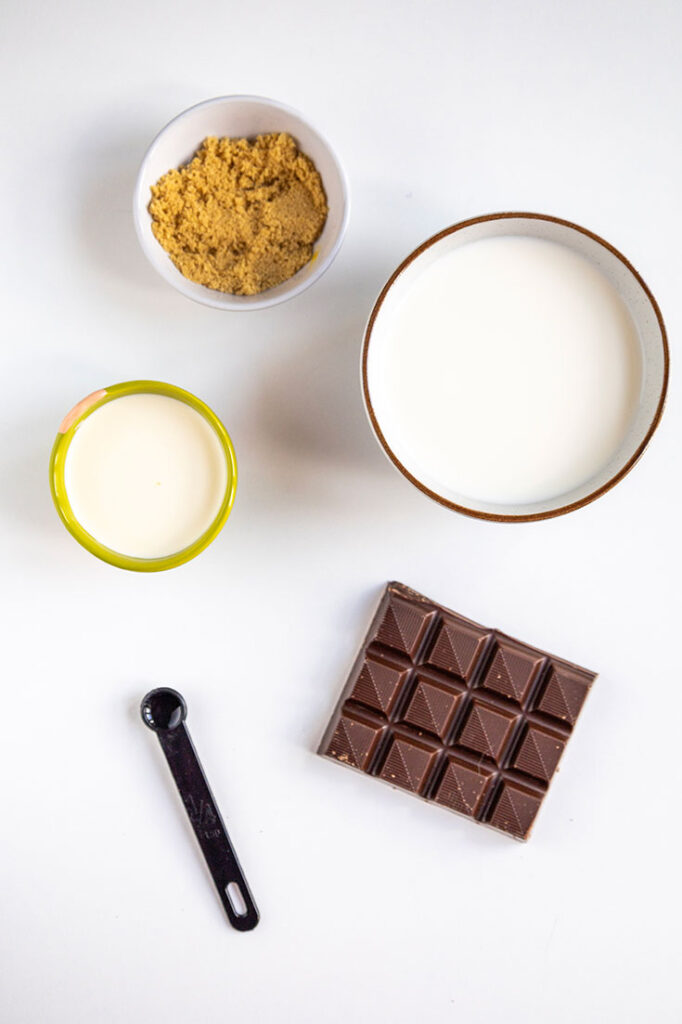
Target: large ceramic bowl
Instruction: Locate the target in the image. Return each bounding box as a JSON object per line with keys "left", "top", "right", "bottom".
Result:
{"left": 134, "top": 95, "right": 349, "bottom": 311}
{"left": 362, "top": 213, "right": 669, "bottom": 522}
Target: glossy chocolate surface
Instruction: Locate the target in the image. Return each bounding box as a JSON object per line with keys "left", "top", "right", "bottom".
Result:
{"left": 319, "top": 582, "right": 596, "bottom": 839}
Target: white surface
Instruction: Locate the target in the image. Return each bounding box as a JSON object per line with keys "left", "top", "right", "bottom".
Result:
{"left": 368, "top": 234, "right": 642, "bottom": 507}
{"left": 0, "top": 2, "right": 680, "bottom": 1022}
{"left": 134, "top": 95, "right": 349, "bottom": 310}
{"left": 64, "top": 393, "right": 228, "bottom": 558}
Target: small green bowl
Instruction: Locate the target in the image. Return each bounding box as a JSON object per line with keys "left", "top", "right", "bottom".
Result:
{"left": 49, "top": 380, "right": 237, "bottom": 572}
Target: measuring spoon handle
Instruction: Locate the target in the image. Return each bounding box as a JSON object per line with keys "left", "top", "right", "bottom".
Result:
{"left": 156, "top": 723, "right": 259, "bottom": 931}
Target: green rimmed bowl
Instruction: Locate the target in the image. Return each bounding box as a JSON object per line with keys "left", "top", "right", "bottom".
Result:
{"left": 49, "top": 380, "right": 237, "bottom": 571}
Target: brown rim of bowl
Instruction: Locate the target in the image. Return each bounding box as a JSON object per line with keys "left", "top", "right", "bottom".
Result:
{"left": 362, "top": 211, "right": 670, "bottom": 523}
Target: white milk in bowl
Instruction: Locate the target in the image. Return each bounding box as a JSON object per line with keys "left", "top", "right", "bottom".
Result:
{"left": 63, "top": 393, "right": 229, "bottom": 559}
{"left": 366, "top": 235, "right": 642, "bottom": 514}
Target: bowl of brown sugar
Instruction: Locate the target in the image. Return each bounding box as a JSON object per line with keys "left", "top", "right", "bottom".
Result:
{"left": 134, "top": 96, "right": 349, "bottom": 310}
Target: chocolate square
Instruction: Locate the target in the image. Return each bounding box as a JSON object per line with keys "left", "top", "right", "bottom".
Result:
{"left": 488, "top": 781, "right": 544, "bottom": 840}
{"left": 534, "top": 662, "right": 593, "bottom": 725}
{"left": 424, "top": 616, "right": 490, "bottom": 682}
{"left": 378, "top": 733, "right": 439, "bottom": 795}
{"left": 511, "top": 724, "right": 566, "bottom": 783}
{"left": 433, "top": 756, "right": 494, "bottom": 817}
{"left": 401, "top": 677, "right": 464, "bottom": 740}
{"left": 325, "top": 711, "right": 384, "bottom": 771}
{"left": 478, "top": 638, "right": 544, "bottom": 704}
{"left": 348, "top": 654, "right": 409, "bottom": 717}
{"left": 456, "top": 700, "right": 518, "bottom": 763}
{"left": 373, "top": 595, "right": 436, "bottom": 657}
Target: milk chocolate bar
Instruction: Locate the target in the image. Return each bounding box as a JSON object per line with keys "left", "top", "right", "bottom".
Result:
{"left": 318, "top": 582, "right": 596, "bottom": 839}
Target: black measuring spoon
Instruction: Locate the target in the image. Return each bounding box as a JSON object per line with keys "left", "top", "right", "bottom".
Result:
{"left": 140, "top": 687, "right": 259, "bottom": 931}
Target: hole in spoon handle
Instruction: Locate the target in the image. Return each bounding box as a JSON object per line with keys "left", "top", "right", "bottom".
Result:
{"left": 224, "top": 875, "right": 259, "bottom": 932}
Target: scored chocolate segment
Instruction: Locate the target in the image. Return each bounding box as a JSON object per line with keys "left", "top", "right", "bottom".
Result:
{"left": 456, "top": 701, "right": 518, "bottom": 763}
{"left": 433, "top": 756, "right": 494, "bottom": 817}
{"left": 348, "top": 654, "right": 409, "bottom": 717}
{"left": 424, "top": 616, "right": 490, "bottom": 681}
{"left": 378, "top": 733, "right": 439, "bottom": 794}
{"left": 402, "top": 677, "right": 465, "bottom": 740}
{"left": 488, "top": 781, "right": 544, "bottom": 839}
{"left": 319, "top": 582, "right": 596, "bottom": 840}
{"left": 373, "top": 595, "right": 436, "bottom": 657}
{"left": 478, "top": 639, "right": 544, "bottom": 705}
{"left": 511, "top": 724, "right": 566, "bottom": 783}
{"left": 534, "top": 663, "right": 592, "bottom": 725}
{"left": 325, "top": 711, "right": 385, "bottom": 771}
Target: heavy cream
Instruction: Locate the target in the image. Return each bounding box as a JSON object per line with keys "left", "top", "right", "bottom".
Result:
{"left": 64, "top": 394, "right": 228, "bottom": 558}
{"left": 367, "top": 235, "right": 642, "bottom": 508}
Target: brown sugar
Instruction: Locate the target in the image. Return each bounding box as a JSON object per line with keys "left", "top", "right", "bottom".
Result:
{"left": 148, "top": 132, "right": 328, "bottom": 295}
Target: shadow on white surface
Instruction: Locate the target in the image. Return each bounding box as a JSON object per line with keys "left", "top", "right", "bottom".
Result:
{"left": 72, "top": 113, "right": 167, "bottom": 291}
{"left": 248, "top": 275, "right": 385, "bottom": 471}
{"left": 229, "top": 268, "right": 403, "bottom": 544}
{"left": 257, "top": 339, "right": 378, "bottom": 472}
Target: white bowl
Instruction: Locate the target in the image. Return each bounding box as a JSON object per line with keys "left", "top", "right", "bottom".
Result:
{"left": 133, "top": 96, "right": 349, "bottom": 311}
{"left": 362, "top": 213, "right": 669, "bottom": 522}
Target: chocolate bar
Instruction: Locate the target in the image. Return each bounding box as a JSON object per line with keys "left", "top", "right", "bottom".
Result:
{"left": 318, "top": 582, "right": 595, "bottom": 839}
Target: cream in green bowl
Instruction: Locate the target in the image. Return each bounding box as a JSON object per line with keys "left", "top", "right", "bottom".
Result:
{"left": 50, "top": 381, "right": 237, "bottom": 571}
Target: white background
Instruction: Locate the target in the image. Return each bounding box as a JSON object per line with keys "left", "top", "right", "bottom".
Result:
{"left": 1, "top": 2, "right": 680, "bottom": 1021}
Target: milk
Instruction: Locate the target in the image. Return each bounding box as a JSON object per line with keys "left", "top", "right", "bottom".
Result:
{"left": 368, "top": 235, "right": 642, "bottom": 507}
{"left": 64, "top": 394, "right": 228, "bottom": 558}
